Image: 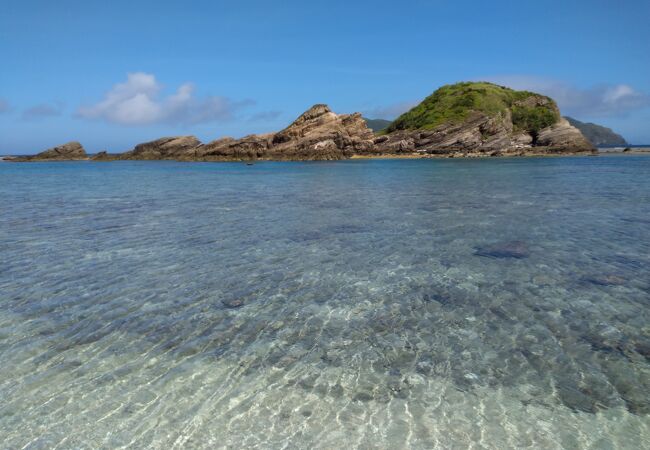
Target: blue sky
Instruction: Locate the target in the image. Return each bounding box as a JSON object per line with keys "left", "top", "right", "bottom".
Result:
{"left": 1, "top": 0, "right": 649, "bottom": 154}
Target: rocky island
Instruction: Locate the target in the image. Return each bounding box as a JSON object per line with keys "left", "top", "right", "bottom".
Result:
{"left": 375, "top": 82, "right": 594, "bottom": 156}
{"left": 8, "top": 82, "right": 597, "bottom": 162}
{"left": 8, "top": 141, "right": 89, "bottom": 162}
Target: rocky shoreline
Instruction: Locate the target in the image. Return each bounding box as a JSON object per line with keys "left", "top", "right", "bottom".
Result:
{"left": 5, "top": 105, "right": 596, "bottom": 163}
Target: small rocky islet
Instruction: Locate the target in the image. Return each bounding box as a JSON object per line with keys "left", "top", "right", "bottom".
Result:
{"left": 8, "top": 82, "right": 598, "bottom": 162}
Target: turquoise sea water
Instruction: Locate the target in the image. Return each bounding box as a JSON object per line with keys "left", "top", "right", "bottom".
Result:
{"left": 1, "top": 156, "right": 649, "bottom": 449}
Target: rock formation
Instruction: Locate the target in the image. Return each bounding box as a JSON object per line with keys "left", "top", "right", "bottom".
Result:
{"left": 9, "top": 83, "right": 596, "bottom": 161}
{"left": 535, "top": 118, "right": 594, "bottom": 152}
{"left": 375, "top": 82, "right": 595, "bottom": 156}
{"left": 91, "top": 151, "right": 113, "bottom": 161}
{"left": 89, "top": 105, "right": 378, "bottom": 162}
{"left": 9, "top": 141, "right": 88, "bottom": 161}
{"left": 119, "top": 136, "right": 202, "bottom": 160}
{"left": 194, "top": 104, "right": 378, "bottom": 161}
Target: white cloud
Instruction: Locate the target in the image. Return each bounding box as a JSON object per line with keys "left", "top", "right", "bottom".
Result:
{"left": 483, "top": 75, "right": 650, "bottom": 118}
{"left": 77, "top": 72, "right": 254, "bottom": 125}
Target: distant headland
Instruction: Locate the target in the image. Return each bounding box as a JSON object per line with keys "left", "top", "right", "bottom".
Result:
{"left": 8, "top": 82, "right": 607, "bottom": 162}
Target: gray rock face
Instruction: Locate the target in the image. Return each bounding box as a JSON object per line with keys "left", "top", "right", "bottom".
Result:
{"left": 10, "top": 141, "right": 88, "bottom": 161}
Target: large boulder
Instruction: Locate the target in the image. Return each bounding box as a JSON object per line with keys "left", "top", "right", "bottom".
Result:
{"left": 9, "top": 141, "right": 88, "bottom": 161}
{"left": 119, "top": 136, "right": 202, "bottom": 160}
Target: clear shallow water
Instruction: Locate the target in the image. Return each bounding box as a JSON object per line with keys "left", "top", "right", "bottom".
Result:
{"left": 1, "top": 156, "right": 649, "bottom": 449}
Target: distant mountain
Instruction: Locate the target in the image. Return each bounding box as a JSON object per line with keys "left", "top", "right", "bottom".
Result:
{"left": 363, "top": 118, "right": 392, "bottom": 132}
{"left": 564, "top": 117, "right": 627, "bottom": 146}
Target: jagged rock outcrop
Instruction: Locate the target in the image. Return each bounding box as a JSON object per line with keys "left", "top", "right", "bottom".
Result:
{"left": 100, "top": 105, "right": 378, "bottom": 162}
{"left": 119, "top": 136, "right": 202, "bottom": 160}
{"left": 193, "top": 134, "right": 273, "bottom": 161}
{"left": 91, "top": 151, "right": 112, "bottom": 161}
{"left": 195, "top": 104, "right": 378, "bottom": 161}
{"left": 535, "top": 118, "right": 594, "bottom": 152}
{"left": 375, "top": 82, "right": 595, "bottom": 156}
{"left": 9, "top": 141, "right": 88, "bottom": 161}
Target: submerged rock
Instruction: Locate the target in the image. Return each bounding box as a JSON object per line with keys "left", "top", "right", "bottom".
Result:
{"left": 474, "top": 240, "right": 530, "bottom": 259}
{"left": 581, "top": 274, "right": 626, "bottom": 286}
{"left": 221, "top": 298, "right": 245, "bottom": 309}
{"left": 634, "top": 340, "right": 650, "bottom": 359}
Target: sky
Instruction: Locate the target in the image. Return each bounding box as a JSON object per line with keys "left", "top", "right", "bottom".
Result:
{"left": 1, "top": 0, "right": 649, "bottom": 154}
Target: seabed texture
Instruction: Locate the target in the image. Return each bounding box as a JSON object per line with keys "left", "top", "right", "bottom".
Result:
{"left": 1, "top": 157, "right": 649, "bottom": 448}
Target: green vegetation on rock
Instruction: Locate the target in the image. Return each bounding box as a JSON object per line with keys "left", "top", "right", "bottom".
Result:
{"left": 511, "top": 104, "right": 559, "bottom": 134}
{"left": 386, "top": 82, "right": 560, "bottom": 135}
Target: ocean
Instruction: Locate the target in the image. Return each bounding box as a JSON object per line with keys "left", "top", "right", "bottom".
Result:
{"left": 1, "top": 156, "right": 649, "bottom": 448}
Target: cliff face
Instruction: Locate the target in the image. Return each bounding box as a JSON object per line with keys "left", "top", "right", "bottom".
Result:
{"left": 376, "top": 82, "right": 595, "bottom": 156}
{"left": 565, "top": 117, "right": 627, "bottom": 147}
{"left": 9, "top": 142, "right": 88, "bottom": 161}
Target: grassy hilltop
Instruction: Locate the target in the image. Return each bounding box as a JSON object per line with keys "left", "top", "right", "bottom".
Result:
{"left": 386, "top": 82, "right": 560, "bottom": 136}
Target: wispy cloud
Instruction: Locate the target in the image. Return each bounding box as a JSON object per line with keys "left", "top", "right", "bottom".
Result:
{"left": 22, "top": 102, "right": 64, "bottom": 120}
{"left": 483, "top": 75, "right": 650, "bottom": 118}
{"left": 77, "top": 72, "right": 255, "bottom": 125}
{"left": 363, "top": 100, "right": 418, "bottom": 120}
{"left": 0, "top": 99, "right": 11, "bottom": 114}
